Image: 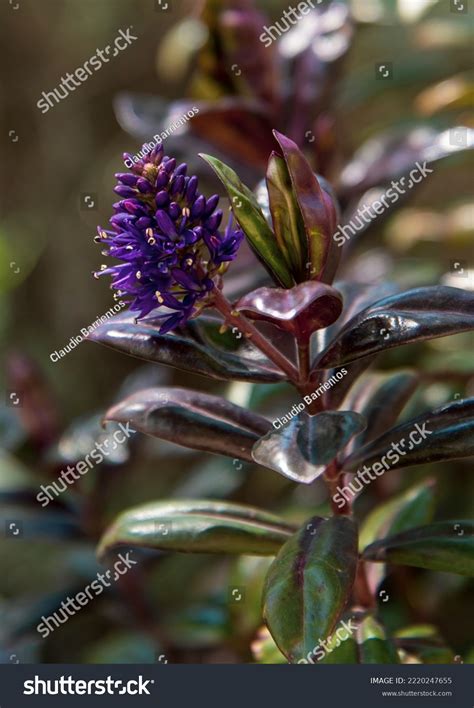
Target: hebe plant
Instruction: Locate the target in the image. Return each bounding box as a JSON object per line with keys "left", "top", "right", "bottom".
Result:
{"left": 91, "top": 127, "right": 474, "bottom": 664}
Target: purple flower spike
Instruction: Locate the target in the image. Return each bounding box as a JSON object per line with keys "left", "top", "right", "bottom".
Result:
{"left": 94, "top": 143, "right": 244, "bottom": 332}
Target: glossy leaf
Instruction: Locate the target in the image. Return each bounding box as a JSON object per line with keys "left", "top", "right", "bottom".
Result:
{"left": 316, "top": 629, "right": 359, "bottom": 664}
{"left": 98, "top": 500, "right": 294, "bottom": 558}
{"left": 345, "top": 371, "right": 419, "bottom": 450}
{"left": 315, "top": 613, "right": 399, "bottom": 664}
{"left": 310, "top": 281, "right": 400, "bottom": 409}
{"left": 344, "top": 398, "right": 474, "bottom": 473}
{"left": 312, "top": 281, "right": 400, "bottom": 357}
{"left": 200, "top": 153, "right": 294, "bottom": 287}
{"left": 359, "top": 479, "right": 436, "bottom": 552}
{"left": 356, "top": 616, "right": 400, "bottom": 664}
{"left": 266, "top": 152, "right": 306, "bottom": 277}
{"left": 358, "top": 479, "right": 436, "bottom": 594}
{"left": 252, "top": 411, "right": 366, "bottom": 484}
{"left": 273, "top": 131, "right": 340, "bottom": 284}
{"left": 87, "top": 313, "right": 284, "bottom": 383}
{"left": 363, "top": 521, "right": 474, "bottom": 576}
{"left": 263, "top": 516, "right": 358, "bottom": 663}
{"left": 235, "top": 282, "right": 343, "bottom": 342}
{"left": 104, "top": 387, "right": 271, "bottom": 462}
{"left": 315, "top": 286, "right": 474, "bottom": 369}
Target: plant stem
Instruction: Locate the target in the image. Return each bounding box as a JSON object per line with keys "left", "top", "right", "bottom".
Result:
{"left": 353, "top": 560, "right": 376, "bottom": 610}
{"left": 324, "top": 462, "right": 351, "bottom": 515}
{"left": 297, "top": 342, "right": 311, "bottom": 384}
{"left": 212, "top": 287, "right": 300, "bottom": 383}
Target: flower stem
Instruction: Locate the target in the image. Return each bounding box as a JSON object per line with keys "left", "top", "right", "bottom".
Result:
{"left": 212, "top": 287, "right": 300, "bottom": 383}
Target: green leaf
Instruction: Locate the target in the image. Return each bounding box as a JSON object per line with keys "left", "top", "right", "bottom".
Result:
{"left": 273, "top": 131, "right": 340, "bottom": 284}
{"left": 297, "top": 613, "right": 400, "bottom": 664}
{"left": 363, "top": 521, "right": 474, "bottom": 576}
{"left": 394, "top": 625, "right": 455, "bottom": 664}
{"left": 316, "top": 630, "right": 359, "bottom": 664}
{"left": 359, "top": 479, "right": 436, "bottom": 552}
{"left": 262, "top": 516, "right": 358, "bottom": 663}
{"left": 200, "top": 153, "right": 294, "bottom": 287}
{"left": 97, "top": 500, "right": 295, "bottom": 559}
{"left": 356, "top": 616, "right": 400, "bottom": 664}
{"left": 251, "top": 627, "right": 287, "bottom": 664}
{"left": 266, "top": 153, "right": 305, "bottom": 278}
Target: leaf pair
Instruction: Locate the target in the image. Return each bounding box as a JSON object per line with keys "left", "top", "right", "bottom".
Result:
{"left": 202, "top": 130, "right": 340, "bottom": 289}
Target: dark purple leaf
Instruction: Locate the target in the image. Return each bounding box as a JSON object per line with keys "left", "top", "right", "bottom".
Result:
{"left": 343, "top": 397, "right": 474, "bottom": 473}
{"left": 310, "top": 281, "right": 400, "bottom": 409}
{"left": 315, "top": 286, "right": 474, "bottom": 369}
{"left": 104, "top": 387, "right": 272, "bottom": 462}
{"left": 236, "top": 282, "right": 343, "bottom": 342}
{"left": 273, "top": 130, "right": 340, "bottom": 284}
{"left": 311, "top": 281, "right": 400, "bottom": 357}
{"left": 87, "top": 313, "right": 285, "bottom": 383}
{"left": 218, "top": 5, "right": 280, "bottom": 107}
{"left": 343, "top": 370, "right": 419, "bottom": 450}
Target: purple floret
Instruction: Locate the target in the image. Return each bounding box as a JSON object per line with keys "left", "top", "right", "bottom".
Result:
{"left": 94, "top": 143, "right": 243, "bottom": 332}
